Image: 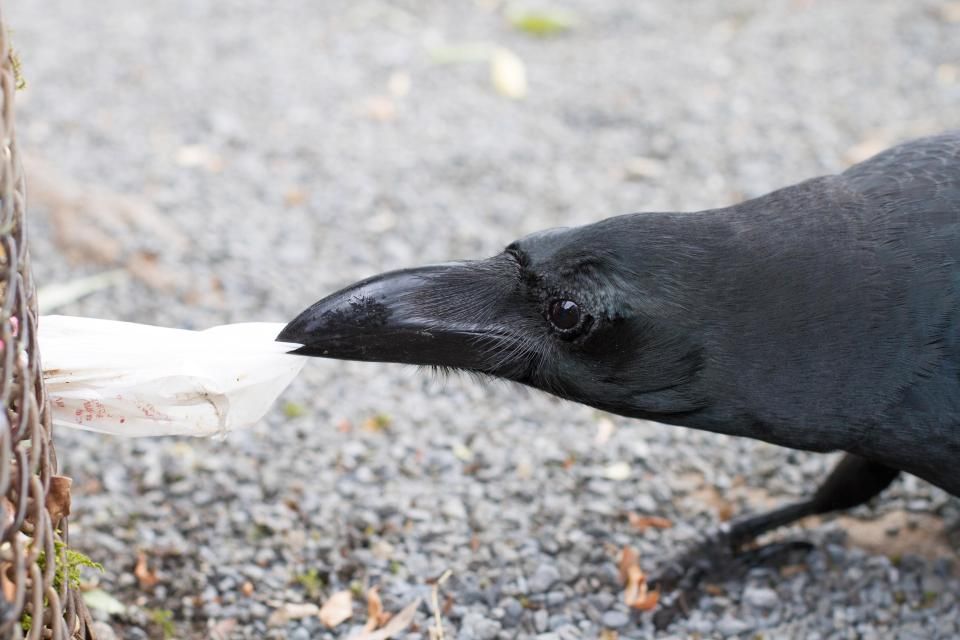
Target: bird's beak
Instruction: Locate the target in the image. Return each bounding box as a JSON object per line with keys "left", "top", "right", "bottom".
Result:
{"left": 277, "top": 258, "right": 520, "bottom": 372}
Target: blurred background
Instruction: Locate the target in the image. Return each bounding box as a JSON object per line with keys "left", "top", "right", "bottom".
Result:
{"left": 9, "top": 1, "right": 960, "bottom": 638}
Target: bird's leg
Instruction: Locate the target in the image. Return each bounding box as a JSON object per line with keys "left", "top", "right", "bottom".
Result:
{"left": 649, "top": 454, "right": 899, "bottom": 628}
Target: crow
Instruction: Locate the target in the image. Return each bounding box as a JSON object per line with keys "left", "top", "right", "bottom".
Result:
{"left": 279, "top": 131, "right": 960, "bottom": 617}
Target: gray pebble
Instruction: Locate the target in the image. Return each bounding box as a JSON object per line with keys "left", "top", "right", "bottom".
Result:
{"left": 530, "top": 564, "right": 562, "bottom": 593}
{"left": 535, "top": 608, "right": 550, "bottom": 633}
{"left": 600, "top": 610, "right": 629, "bottom": 629}
{"left": 743, "top": 585, "right": 780, "bottom": 609}
{"left": 461, "top": 611, "right": 501, "bottom": 640}
{"left": 717, "top": 616, "right": 753, "bottom": 636}
{"left": 288, "top": 628, "right": 310, "bottom": 640}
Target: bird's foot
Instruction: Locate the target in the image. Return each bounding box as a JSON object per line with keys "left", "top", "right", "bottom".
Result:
{"left": 648, "top": 527, "right": 813, "bottom": 630}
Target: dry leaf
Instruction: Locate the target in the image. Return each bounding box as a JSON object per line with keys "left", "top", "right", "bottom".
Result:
{"left": 363, "top": 586, "right": 388, "bottom": 631}
{"left": 134, "top": 551, "right": 159, "bottom": 590}
{"left": 267, "top": 602, "right": 321, "bottom": 626}
{"left": 631, "top": 587, "right": 660, "bottom": 611}
{"left": 627, "top": 513, "right": 673, "bottom": 533}
{"left": 319, "top": 590, "right": 354, "bottom": 628}
{"left": 45, "top": 475, "right": 72, "bottom": 524}
{"left": 26, "top": 155, "right": 190, "bottom": 290}
{"left": 348, "top": 598, "right": 421, "bottom": 640}
{"left": 618, "top": 546, "right": 659, "bottom": 611}
{"left": 599, "top": 630, "right": 619, "bottom": 640}
{"left": 490, "top": 47, "right": 527, "bottom": 99}
{"left": 617, "top": 546, "right": 639, "bottom": 584}
{"left": 241, "top": 581, "right": 255, "bottom": 597}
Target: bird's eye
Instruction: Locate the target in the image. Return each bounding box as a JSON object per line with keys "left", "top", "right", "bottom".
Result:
{"left": 548, "top": 299, "right": 581, "bottom": 331}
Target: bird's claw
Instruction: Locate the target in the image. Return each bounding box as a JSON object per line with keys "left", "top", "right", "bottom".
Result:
{"left": 647, "top": 528, "right": 813, "bottom": 630}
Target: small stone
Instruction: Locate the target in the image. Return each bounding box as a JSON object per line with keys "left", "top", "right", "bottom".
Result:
{"left": 500, "top": 598, "right": 524, "bottom": 628}
{"left": 717, "top": 616, "right": 752, "bottom": 636}
{"left": 600, "top": 610, "right": 629, "bottom": 629}
{"left": 535, "top": 608, "right": 549, "bottom": 633}
{"left": 743, "top": 585, "right": 779, "bottom": 609}
{"left": 91, "top": 622, "right": 118, "bottom": 640}
{"left": 461, "top": 611, "right": 501, "bottom": 640}
{"left": 289, "top": 628, "right": 310, "bottom": 640}
{"left": 529, "top": 564, "right": 562, "bottom": 593}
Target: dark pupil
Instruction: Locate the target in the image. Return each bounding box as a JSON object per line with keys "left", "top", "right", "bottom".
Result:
{"left": 550, "top": 300, "right": 580, "bottom": 330}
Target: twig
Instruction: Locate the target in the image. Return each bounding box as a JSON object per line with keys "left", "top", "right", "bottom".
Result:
{"left": 430, "top": 570, "right": 452, "bottom": 640}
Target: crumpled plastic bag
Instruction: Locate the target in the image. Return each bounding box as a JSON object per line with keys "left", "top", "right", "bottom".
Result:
{"left": 39, "top": 315, "right": 306, "bottom": 437}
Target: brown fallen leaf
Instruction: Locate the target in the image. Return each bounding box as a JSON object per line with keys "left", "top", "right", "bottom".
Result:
{"left": 347, "top": 598, "right": 421, "bottom": 640}
{"left": 267, "top": 602, "right": 321, "bottom": 627}
{"left": 618, "top": 546, "right": 660, "bottom": 611}
{"left": 319, "top": 590, "right": 353, "bottom": 628}
{"left": 631, "top": 587, "right": 660, "bottom": 611}
{"left": 26, "top": 154, "right": 190, "bottom": 289}
{"left": 363, "top": 586, "right": 391, "bottom": 631}
{"left": 134, "top": 551, "right": 159, "bottom": 590}
{"left": 241, "top": 581, "right": 255, "bottom": 597}
{"left": 45, "top": 475, "right": 72, "bottom": 524}
{"left": 627, "top": 513, "right": 673, "bottom": 533}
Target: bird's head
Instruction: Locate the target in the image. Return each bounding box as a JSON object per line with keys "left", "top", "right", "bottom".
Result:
{"left": 278, "top": 215, "right": 709, "bottom": 419}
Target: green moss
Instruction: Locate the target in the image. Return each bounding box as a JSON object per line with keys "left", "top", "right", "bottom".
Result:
{"left": 147, "top": 608, "right": 176, "bottom": 639}
{"left": 24, "top": 542, "right": 102, "bottom": 631}
{"left": 283, "top": 401, "right": 307, "bottom": 418}
{"left": 37, "top": 541, "right": 104, "bottom": 592}
{"left": 10, "top": 50, "right": 25, "bottom": 90}
{"left": 349, "top": 580, "right": 364, "bottom": 599}
{"left": 508, "top": 9, "right": 577, "bottom": 36}
{"left": 295, "top": 568, "right": 325, "bottom": 600}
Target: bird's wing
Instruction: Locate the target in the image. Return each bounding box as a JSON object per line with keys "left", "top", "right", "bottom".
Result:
{"left": 841, "top": 130, "right": 960, "bottom": 207}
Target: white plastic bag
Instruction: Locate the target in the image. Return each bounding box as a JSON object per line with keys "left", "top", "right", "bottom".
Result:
{"left": 39, "top": 315, "right": 306, "bottom": 437}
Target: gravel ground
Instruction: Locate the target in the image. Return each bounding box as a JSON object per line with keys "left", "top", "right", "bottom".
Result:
{"left": 9, "top": 1, "right": 960, "bottom": 638}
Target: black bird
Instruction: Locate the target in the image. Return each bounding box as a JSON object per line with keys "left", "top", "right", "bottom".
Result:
{"left": 279, "top": 131, "right": 960, "bottom": 614}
